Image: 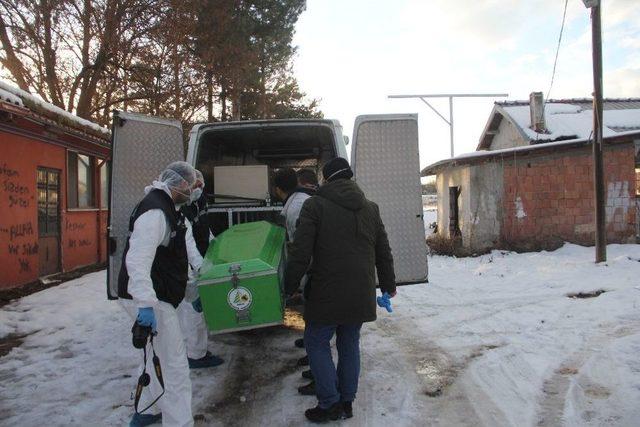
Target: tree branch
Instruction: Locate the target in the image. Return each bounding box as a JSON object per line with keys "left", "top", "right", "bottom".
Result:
{"left": 0, "top": 12, "right": 29, "bottom": 89}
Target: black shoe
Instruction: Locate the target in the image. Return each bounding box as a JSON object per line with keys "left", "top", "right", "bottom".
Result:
{"left": 297, "top": 381, "right": 316, "bottom": 396}
{"left": 294, "top": 338, "right": 304, "bottom": 348}
{"left": 297, "top": 355, "right": 309, "bottom": 366}
{"left": 342, "top": 401, "right": 353, "bottom": 419}
{"left": 188, "top": 352, "right": 224, "bottom": 369}
{"left": 304, "top": 403, "right": 344, "bottom": 423}
{"left": 302, "top": 369, "right": 314, "bottom": 380}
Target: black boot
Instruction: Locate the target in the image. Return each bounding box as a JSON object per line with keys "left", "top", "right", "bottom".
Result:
{"left": 297, "top": 355, "right": 309, "bottom": 366}
{"left": 304, "top": 402, "right": 344, "bottom": 423}
{"left": 298, "top": 381, "right": 316, "bottom": 396}
{"left": 294, "top": 338, "right": 304, "bottom": 348}
{"left": 342, "top": 401, "right": 353, "bottom": 419}
{"left": 301, "top": 369, "right": 314, "bottom": 380}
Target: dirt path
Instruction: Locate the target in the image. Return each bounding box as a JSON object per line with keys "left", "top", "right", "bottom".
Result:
{"left": 191, "top": 311, "right": 509, "bottom": 427}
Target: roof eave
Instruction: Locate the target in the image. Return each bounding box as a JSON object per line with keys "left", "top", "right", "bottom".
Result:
{"left": 476, "top": 105, "right": 501, "bottom": 150}
{"left": 422, "top": 130, "right": 640, "bottom": 176}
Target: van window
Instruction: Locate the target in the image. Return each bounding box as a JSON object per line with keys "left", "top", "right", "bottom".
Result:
{"left": 194, "top": 123, "right": 337, "bottom": 235}
{"left": 195, "top": 124, "right": 336, "bottom": 200}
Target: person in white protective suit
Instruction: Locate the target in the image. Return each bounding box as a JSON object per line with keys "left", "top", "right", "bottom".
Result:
{"left": 177, "top": 169, "right": 224, "bottom": 369}
{"left": 117, "top": 161, "right": 203, "bottom": 427}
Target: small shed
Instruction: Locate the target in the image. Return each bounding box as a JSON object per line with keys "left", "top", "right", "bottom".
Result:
{"left": 422, "top": 93, "right": 640, "bottom": 253}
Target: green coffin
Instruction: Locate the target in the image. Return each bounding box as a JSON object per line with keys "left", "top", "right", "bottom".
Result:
{"left": 197, "top": 221, "right": 286, "bottom": 333}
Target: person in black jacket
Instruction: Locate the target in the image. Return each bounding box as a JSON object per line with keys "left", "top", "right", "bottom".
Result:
{"left": 285, "top": 157, "right": 397, "bottom": 423}
{"left": 178, "top": 170, "right": 223, "bottom": 369}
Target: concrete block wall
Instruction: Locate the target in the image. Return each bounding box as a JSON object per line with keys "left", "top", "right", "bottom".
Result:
{"left": 501, "top": 143, "right": 636, "bottom": 247}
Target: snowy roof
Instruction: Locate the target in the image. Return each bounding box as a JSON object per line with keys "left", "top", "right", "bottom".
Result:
{"left": 422, "top": 128, "right": 640, "bottom": 176}
{"left": 503, "top": 104, "right": 640, "bottom": 141}
{"left": 0, "top": 87, "right": 23, "bottom": 107}
{"left": 0, "top": 80, "right": 110, "bottom": 140}
{"left": 498, "top": 98, "right": 640, "bottom": 111}
{"left": 478, "top": 98, "right": 640, "bottom": 150}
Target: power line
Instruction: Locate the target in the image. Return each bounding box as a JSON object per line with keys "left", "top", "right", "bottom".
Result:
{"left": 538, "top": 0, "right": 569, "bottom": 142}
{"left": 545, "top": 0, "right": 569, "bottom": 105}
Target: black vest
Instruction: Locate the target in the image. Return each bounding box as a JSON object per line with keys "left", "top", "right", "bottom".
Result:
{"left": 118, "top": 189, "right": 189, "bottom": 307}
{"left": 180, "top": 193, "right": 210, "bottom": 257}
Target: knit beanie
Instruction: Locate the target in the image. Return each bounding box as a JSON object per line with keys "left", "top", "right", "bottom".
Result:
{"left": 322, "top": 157, "right": 353, "bottom": 182}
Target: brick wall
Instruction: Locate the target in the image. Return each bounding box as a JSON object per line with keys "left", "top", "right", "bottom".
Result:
{"left": 501, "top": 143, "right": 636, "bottom": 248}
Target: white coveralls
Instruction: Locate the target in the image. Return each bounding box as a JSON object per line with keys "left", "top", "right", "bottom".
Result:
{"left": 178, "top": 252, "right": 209, "bottom": 359}
{"left": 177, "top": 230, "right": 214, "bottom": 360}
{"left": 123, "top": 183, "right": 203, "bottom": 427}
{"left": 281, "top": 191, "right": 311, "bottom": 240}
{"left": 282, "top": 191, "right": 311, "bottom": 291}
{"left": 177, "top": 299, "right": 208, "bottom": 360}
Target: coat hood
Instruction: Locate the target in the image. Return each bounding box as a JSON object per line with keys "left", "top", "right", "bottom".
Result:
{"left": 317, "top": 179, "right": 366, "bottom": 211}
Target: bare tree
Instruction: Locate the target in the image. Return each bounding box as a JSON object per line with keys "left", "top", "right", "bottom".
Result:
{"left": 0, "top": 0, "right": 320, "bottom": 126}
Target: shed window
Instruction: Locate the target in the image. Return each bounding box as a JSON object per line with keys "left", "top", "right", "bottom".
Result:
{"left": 68, "top": 152, "right": 95, "bottom": 208}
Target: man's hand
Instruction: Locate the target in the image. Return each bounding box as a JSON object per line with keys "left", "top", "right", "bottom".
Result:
{"left": 388, "top": 291, "right": 397, "bottom": 298}
{"left": 377, "top": 292, "right": 393, "bottom": 313}
{"left": 285, "top": 290, "right": 304, "bottom": 307}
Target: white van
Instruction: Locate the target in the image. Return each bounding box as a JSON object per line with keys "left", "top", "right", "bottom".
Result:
{"left": 106, "top": 113, "right": 428, "bottom": 299}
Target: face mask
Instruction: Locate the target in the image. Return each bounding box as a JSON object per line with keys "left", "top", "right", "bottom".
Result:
{"left": 173, "top": 186, "right": 192, "bottom": 206}
{"left": 190, "top": 187, "right": 203, "bottom": 203}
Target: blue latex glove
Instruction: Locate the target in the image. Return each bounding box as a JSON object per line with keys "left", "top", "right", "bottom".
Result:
{"left": 137, "top": 307, "right": 157, "bottom": 332}
{"left": 377, "top": 292, "right": 393, "bottom": 313}
{"left": 192, "top": 298, "right": 203, "bottom": 313}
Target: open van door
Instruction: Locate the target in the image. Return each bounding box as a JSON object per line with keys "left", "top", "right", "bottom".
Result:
{"left": 351, "top": 114, "right": 428, "bottom": 285}
{"left": 107, "top": 111, "right": 184, "bottom": 299}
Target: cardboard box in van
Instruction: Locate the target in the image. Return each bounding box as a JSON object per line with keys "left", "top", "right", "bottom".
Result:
{"left": 213, "top": 165, "right": 270, "bottom": 204}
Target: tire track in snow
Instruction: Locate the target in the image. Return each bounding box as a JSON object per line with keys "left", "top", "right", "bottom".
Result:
{"left": 372, "top": 316, "right": 508, "bottom": 426}
{"left": 536, "top": 321, "right": 640, "bottom": 427}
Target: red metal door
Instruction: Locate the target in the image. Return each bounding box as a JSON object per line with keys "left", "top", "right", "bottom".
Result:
{"left": 37, "top": 168, "right": 61, "bottom": 276}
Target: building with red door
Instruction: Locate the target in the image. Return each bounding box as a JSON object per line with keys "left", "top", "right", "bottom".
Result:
{"left": 0, "top": 81, "right": 110, "bottom": 289}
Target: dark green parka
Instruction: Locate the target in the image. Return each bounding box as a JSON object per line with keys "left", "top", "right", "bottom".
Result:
{"left": 284, "top": 178, "right": 396, "bottom": 324}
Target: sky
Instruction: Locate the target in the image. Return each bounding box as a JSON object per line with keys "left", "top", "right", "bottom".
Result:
{"left": 292, "top": 0, "right": 640, "bottom": 169}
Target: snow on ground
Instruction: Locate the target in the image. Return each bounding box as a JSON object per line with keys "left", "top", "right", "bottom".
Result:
{"left": 423, "top": 209, "right": 437, "bottom": 235}
{"left": 1, "top": 244, "right": 640, "bottom": 426}
{"left": 422, "top": 195, "right": 437, "bottom": 235}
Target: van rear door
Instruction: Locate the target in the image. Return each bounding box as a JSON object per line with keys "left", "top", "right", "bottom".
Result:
{"left": 351, "top": 114, "right": 428, "bottom": 285}
{"left": 107, "top": 111, "right": 184, "bottom": 299}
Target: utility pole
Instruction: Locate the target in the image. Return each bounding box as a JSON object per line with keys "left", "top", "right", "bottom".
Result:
{"left": 388, "top": 93, "right": 508, "bottom": 157}
{"left": 584, "top": 0, "right": 606, "bottom": 262}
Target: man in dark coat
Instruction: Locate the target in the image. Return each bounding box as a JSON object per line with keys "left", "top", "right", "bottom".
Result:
{"left": 285, "top": 157, "right": 396, "bottom": 422}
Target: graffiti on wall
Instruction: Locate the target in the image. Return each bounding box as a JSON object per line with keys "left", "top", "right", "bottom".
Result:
{"left": 1, "top": 163, "right": 31, "bottom": 209}
{"left": 606, "top": 181, "right": 631, "bottom": 222}
{"left": 0, "top": 221, "right": 37, "bottom": 276}
{"left": 65, "top": 219, "right": 92, "bottom": 249}
{"left": 0, "top": 163, "right": 39, "bottom": 281}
